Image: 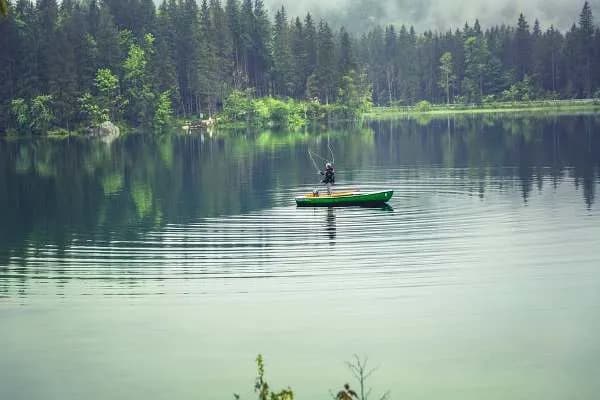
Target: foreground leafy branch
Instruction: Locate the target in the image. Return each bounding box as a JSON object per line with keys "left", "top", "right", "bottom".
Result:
{"left": 330, "top": 355, "right": 390, "bottom": 400}
{"left": 235, "top": 355, "right": 294, "bottom": 400}
{"left": 237, "top": 355, "right": 389, "bottom": 400}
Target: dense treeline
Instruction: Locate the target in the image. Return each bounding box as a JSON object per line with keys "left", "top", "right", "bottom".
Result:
{"left": 363, "top": 3, "right": 600, "bottom": 106}
{"left": 0, "top": 0, "right": 599, "bottom": 134}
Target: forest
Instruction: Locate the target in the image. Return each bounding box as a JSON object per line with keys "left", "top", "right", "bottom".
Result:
{"left": 0, "top": 0, "right": 599, "bottom": 134}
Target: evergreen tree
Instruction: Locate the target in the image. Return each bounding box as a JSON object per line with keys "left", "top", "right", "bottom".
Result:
{"left": 578, "top": 1, "right": 594, "bottom": 96}
{"left": 37, "top": 0, "right": 61, "bottom": 94}
{"left": 338, "top": 27, "right": 355, "bottom": 75}
{"left": 198, "top": 0, "right": 219, "bottom": 114}
{"left": 303, "top": 13, "right": 318, "bottom": 90}
{"left": 95, "top": 2, "right": 122, "bottom": 72}
{"left": 251, "top": 0, "right": 272, "bottom": 96}
{"left": 153, "top": 1, "right": 180, "bottom": 109}
{"left": 239, "top": 0, "right": 254, "bottom": 86}
{"left": 463, "top": 35, "right": 491, "bottom": 103}
{"left": 225, "top": 0, "right": 241, "bottom": 75}
{"left": 531, "top": 19, "right": 544, "bottom": 88}
{"left": 439, "top": 52, "right": 455, "bottom": 104}
{"left": 272, "top": 6, "right": 293, "bottom": 97}
{"left": 139, "top": 0, "right": 156, "bottom": 36}
{"left": 175, "top": 0, "right": 203, "bottom": 115}
{"left": 0, "top": 4, "right": 19, "bottom": 130}
{"left": 290, "top": 17, "right": 307, "bottom": 98}
{"left": 210, "top": 0, "right": 234, "bottom": 99}
{"left": 311, "top": 20, "right": 336, "bottom": 103}
{"left": 383, "top": 25, "right": 397, "bottom": 104}
{"left": 53, "top": 1, "right": 82, "bottom": 129}
{"left": 564, "top": 24, "right": 579, "bottom": 96}
{"left": 514, "top": 13, "right": 532, "bottom": 81}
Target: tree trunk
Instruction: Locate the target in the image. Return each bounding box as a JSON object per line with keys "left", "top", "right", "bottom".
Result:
{"left": 446, "top": 72, "right": 450, "bottom": 104}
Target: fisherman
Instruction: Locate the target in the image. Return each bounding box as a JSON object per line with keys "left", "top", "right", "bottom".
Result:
{"left": 320, "top": 162, "right": 335, "bottom": 194}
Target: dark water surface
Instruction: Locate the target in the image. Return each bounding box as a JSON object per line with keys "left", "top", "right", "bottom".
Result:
{"left": 1, "top": 114, "right": 600, "bottom": 399}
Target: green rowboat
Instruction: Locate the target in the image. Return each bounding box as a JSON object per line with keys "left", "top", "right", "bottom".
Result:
{"left": 295, "top": 190, "right": 394, "bottom": 207}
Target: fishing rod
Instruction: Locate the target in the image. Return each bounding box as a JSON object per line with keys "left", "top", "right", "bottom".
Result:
{"left": 308, "top": 137, "right": 337, "bottom": 174}
{"left": 308, "top": 144, "right": 336, "bottom": 167}
{"left": 308, "top": 149, "right": 321, "bottom": 173}
{"left": 327, "top": 135, "right": 335, "bottom": 165}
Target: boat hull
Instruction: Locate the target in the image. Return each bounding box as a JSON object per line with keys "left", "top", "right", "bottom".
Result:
{"left": 295, "top": 190, "right": 394, "bottom": 207}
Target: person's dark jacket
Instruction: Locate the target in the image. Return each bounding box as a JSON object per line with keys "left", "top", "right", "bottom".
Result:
{"left": 321, "top": 167, "right": 335, "bottom": 184}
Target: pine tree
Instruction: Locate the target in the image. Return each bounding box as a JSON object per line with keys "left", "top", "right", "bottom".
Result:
{"left": 0, "top": 4, "right": 19, "bottom": 131}
{"left": 338, "top": 27, "right": 355, "bottom": 76}
{"left": 225, "top": 0, "right": 241, "bottom": 73}
{"left": 303, "top": 13, "right": 317, "bottom": 89}
{"left": 514, "top": 13, "right": 532, "bottom": 81}
{"left": 139, "top": 0, "right": 156, "bottom": 36}
{"left": 564, "top": 24, "right": 579, "bottom": 96}
{"left": 239, "top": 0, "right": 254, "bottom": 86}
{"left": 252, "top": 0, "right": 272, "bottom": 96}
{"left": 210, "top": 0, "right": 234, "bottom": 99}
{"left": 578, "top": 1, "right": 594, "bottom": 96}
{"left": 153, "top": 1, "right": 180, "bottom": 110}
{"left": 95, "top": 2, "right": 122, "bottom": 72}
{"left": 439, "top": 52, "right": 455, "bottom": 104}
{"left": 53, "top": 1, "right": 82, "bottom": 129}
{"left": 594, "top": 28, "right": 600, "bottom": 96}
{"left": 463, "top": 35, "right": 491, "bottom": 103}
{"left": 383, "top": 25, "right": 397, "bottom": 104}
{"left": 531, "top": 19, "right": 544, "bottom": 88}
{"left": 545, "top": 26, "right": 564, "bottom": 95}
{"left": 37, "top": 0, "right": 61, "bottom": 94}
{"left": 311, "top": 20, "right": 336, "bottom": 104}
{"left": 175, "top": 0, "right": 203, "bottom": 115}
{"left": 359, "top": 26, "right": 385, "bottom": 105}
{"left": 198, "top": 0, "right": 219, "bottom": 114}
{"left": 397, "top": 25, "right": 419, "bottom": 103}
{"left": 272, "top": 6, "right": 293, "bottom": 97}
{"left": 290, "top": 17, "right": 307, "bottom": 98}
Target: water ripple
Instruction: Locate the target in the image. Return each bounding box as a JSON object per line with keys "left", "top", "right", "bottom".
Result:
{"left": 1, "top": 170, "right": 598, "bottom": 300}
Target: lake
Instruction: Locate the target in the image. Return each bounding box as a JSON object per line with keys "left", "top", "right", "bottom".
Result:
{"left": 1, "top": 113, "right": 600, "bottom": 400}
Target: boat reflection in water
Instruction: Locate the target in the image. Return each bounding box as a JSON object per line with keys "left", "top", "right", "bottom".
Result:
{"left": 326, "top": 207, "right": 336, "bottom": 245}
{"left": 321, "top": 203, "right": 393, "bottom": 246}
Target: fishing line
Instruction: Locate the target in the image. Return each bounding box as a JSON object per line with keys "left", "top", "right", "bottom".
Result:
{"left": 308, "top": 149, "right": 321, "bottom": 173}
{"left": 308, "top": 138, "right": 336, "bottom": 174}
{"left": 327, "top": 142, "right": 335, "bottom": 166}
{"left": 310, "top": 150, "right": 329, "bottom": 163}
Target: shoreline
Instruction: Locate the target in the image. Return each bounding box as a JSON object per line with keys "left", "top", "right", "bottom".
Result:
{"left": 365, "top": 99, "right": 600, "bottom": 119}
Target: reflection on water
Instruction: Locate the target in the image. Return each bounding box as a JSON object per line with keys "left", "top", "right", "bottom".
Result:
{"left": 1, "top": 114, "right": 600, "bottom": 400}
{"left": 326, "top": 208, "right": 336, "bottom": 245}
{"left": 0, "top": 114, "right": 599, "bottom": 296}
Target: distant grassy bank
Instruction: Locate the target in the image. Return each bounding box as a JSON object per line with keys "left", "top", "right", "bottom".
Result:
{"left": 365, "top": 99, "right": 600, "bottom": 120}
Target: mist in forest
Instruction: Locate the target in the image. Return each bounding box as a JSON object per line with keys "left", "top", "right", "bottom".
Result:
{"left": 263, "top": 0, "right": 598, "bottom": 32}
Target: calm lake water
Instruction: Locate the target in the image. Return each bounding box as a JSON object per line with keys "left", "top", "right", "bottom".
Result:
{"left": 1, "top": 113, "right": 600, "bottom": 400}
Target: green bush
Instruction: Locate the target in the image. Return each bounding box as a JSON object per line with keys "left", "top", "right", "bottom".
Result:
{"left": 47, "top": 128, "right": 71, "bottom": 137}
{"left": 222, "top": 92, "right": 307, "bottom": 128}
{"left": 10, "top": 95, "right": 55, "bottom": 135}
{"left": 152, "top": 90, "right": 174, "bottom": 133}
{"left": 221, "top": 87, "right": 369, "bottom": 128}
{"left": 415, "top": 100, "right": 432, "bottom": 112}
{"left": 223, "top": 90, "right": 255, "bottom": 123}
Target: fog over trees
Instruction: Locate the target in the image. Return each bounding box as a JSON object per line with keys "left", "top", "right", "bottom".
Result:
{"left": 263, "top": 0, "right": 598, "bottom": 32}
